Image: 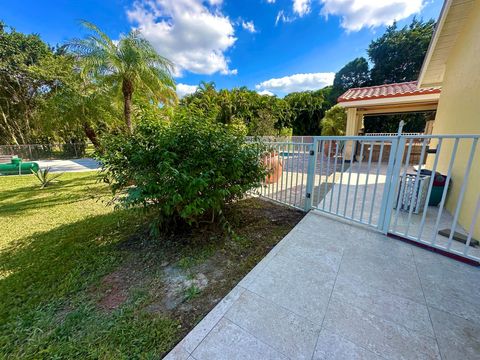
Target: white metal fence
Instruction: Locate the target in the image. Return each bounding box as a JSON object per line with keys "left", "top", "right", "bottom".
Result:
{"left": 253, "top": 133, "right": 480, "bottom": 263}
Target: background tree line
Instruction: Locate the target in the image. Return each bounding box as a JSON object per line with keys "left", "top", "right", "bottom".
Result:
{"left": 0, "top": 18, "right": 435, "bottom": 146}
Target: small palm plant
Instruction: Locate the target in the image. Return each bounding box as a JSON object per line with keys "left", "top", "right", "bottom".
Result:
{"left": 32, "top": 167, "right": 63, "bottom": 189}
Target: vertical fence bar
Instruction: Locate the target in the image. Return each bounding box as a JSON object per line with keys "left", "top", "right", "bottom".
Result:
{"left": 323, "top": 141, "right": 332, "bottom": 211}
{"left": 446, "top": 138, "right": 478, "bottom": 250}
{"left": 351, "top": 142, "right": 364, "bottom": 219}
{"left": 304, "top": 140, "right": 317, "bottom": 211}
{"left": 378, "top": 136, "right": 405, "bottom": 233}
{"left": 432, "top": 138, "right": 459, "bottom": 245}
{"left": 293, "top": 144, "right": 299, "bottom": 207}
{"left": 343, "top": 140, "right": 356, "bottom": 216}
{"left": 300, "top": 144, "right": 306, "bottom": 209}
{"left": 393, "top": 139, "right": 414, "bottom": 232}
{"left": 290, "top": 145, "right": 296, "bottom": 205}
{"left": 368, "top": 141, "right": 385, "bottom": 226}
{"left": 281, "top": 143, "right": 286, "bottom": 202}
{"left": 270, "top": 143, "right": 274, "bottom": 201}
{"left": 316, "top": 140, "right": 325, "bottom": 208}
{"left": 404, "top": 138, "right": 428, "bottom": 237}
{"left": 464, "top": 193, "right": 480, "bottom": 255}
{"left": 335, "top": 141, "right": 347, "bottom": 215}
{"left": 282, "top": 144, "right": 288, "bottom": 204}
{"left": 416, "top": 139, "right": 443, "bottom": 240}
{"left": 360, "top": 141, "right": 374, "bottom": 222}
{"left": 328, "top": 141, "right": 340, "bottom": 212}
{"left": 275, "top": 144, "right": 280, "bottom": 202}
{"left": 284, "top": 143, "right": 289, "bottom": 204}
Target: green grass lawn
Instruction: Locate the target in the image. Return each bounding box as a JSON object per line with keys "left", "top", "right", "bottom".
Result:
{"left": 0, "top": 172, "right": 303, "bottom": 359}
{"left": 0, "top": 172, "right": 179, "bottom": 359}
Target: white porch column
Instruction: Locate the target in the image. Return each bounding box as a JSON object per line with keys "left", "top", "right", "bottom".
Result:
{"left": 345, "top": 108, "right": 362, "bottom": 159}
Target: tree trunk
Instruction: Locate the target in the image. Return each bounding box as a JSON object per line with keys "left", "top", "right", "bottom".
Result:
{"left": 122, "top": 79, "right": 133, "bottom": 133}
{"left": 83, "top": 122, "right": 100, "bottom": 149}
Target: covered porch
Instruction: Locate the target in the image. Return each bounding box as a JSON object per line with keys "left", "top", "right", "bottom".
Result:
{"left": 338, "top": 81, "right": 441, "bottom": 158}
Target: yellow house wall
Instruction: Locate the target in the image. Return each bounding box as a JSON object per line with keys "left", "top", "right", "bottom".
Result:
{"left": 430, "top": 1, "right": 480, "bottom": 239}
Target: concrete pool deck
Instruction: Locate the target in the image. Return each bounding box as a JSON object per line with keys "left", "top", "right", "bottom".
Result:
{"left": 36, "top": 158, "right": 100, "bottom": 173}
{"left": 165, "top": 212, "right": 480, "bottom": 360}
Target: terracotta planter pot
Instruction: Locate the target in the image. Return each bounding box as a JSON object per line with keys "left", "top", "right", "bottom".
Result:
{"left": 323, "top": 141, "right": 338, "bottom": 157}
{"left": 262, "top": 153, "right": 283, "bottom": 184}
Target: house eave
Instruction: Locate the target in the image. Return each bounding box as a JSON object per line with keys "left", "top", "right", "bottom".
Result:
{"left": 338, "top": 93, "right": 441, "bottom": 109}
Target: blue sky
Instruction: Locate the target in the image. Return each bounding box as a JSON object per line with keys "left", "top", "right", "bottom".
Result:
{"left": 1, "top": 0, "right": 443, "bottom": 97}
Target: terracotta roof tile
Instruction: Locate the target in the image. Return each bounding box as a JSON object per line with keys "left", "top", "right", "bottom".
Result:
{"left": 338, "top": 81, "right": 441, "bottom": 102}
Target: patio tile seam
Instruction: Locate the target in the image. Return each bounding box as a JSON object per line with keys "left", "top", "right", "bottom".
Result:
{"left": 411, "top": 250, "right": 444, "bottom": 360}
{"left": 268, "top": 251, "right": 342, "bottom": 279}
{"left": 412, "top": 248, "right": 480, "bottom": 325}
{"left": 185, "top": 287, "right": 247, "bottom": 357}
{"left": 322, "top": 301, "right": 443, "bottom": 360}
{"left": 325, "top": 294, "right": 439, "bottom": 343}
{"left": 315, "top": 327, "right": 390, "bottom": 360}
{"left": 235, "top": 286, "right": 321, "bottom": 328}
{"left": 427, "top": 303, "right": 480, "bottom": 328}
{"left": 328, "top": 283, "right": 436, "bottom": 336}
{"left": 335, "top": 267, "right": 427, "bottom": 305}
{"left": 343, "top": 249, "right": 416, "bottom": 269}
{"left": 218, "top": 316, "right": 293, "bottom": 360}
{"left": 335, "top": 267, "right": 429, "bottom": 304}
{"left": 310, "top": 248, "right": 345, "bottom": 360}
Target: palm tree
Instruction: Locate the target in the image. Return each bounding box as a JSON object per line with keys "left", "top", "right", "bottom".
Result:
{"left": 69, "top": 21, "right": 176, "bottom": 133}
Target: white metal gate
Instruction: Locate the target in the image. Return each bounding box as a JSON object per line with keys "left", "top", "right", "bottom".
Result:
{"left": 256, "top": 132, "right": 480, "bottom": 263}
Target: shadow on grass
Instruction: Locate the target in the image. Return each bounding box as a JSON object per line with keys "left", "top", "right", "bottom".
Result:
{"left": 0, "top": 210, "right": 135, "bottom": 318}
{"left": 0, "top": 208, "right": 179, "bottom": 359}
{"left": 0, "top": 174, "right": 110, "bottom": 216}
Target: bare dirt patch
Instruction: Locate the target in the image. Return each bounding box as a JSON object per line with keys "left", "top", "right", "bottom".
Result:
{"left": 90, "top": 197, "right": 304, "bottom": 355}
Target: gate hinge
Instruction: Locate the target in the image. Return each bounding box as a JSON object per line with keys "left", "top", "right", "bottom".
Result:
{"left": 309, "top": 150, "right": 315, "bottom": 156}
{"left": 306, "top": 193, "right": 311, "bottom": 198}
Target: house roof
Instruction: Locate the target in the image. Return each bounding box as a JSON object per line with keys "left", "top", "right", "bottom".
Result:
{"left": 418, "top": 0, "right": 476, "bottom": 88}
{"left": 338, "top": 81, "right": 441, "bottom": 103}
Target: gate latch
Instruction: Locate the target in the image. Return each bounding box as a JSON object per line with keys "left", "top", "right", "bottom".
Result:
{"left": 309, "top": 150, "right": 315, "bottom": 156}
{"left": 306, "top": 193, "right": 311, "bottom": 198}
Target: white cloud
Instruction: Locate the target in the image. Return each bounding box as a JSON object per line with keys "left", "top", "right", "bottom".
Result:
{"left": 241, "top": 20, "right": 257, "bottom": 33}
{"left": 293, "top": 0, "right": 311, "bottom": 16}
{"left": 257, "top": 89, "right": 275, "bottom": 96}
{"left": 127, "top": 0, "right": 237, "bottom": 76}
{"left": 176, "top": 83, "right": 198, "bottom": 97}
{"left": 275, "top": 10, "right": 296, "bottom": 25}
{"left": 320, "top": 0, "right": 425, "bottom": 31}
{"left": 266, "top": 0, "right": 276, "bottom": 3}
{"left": 256, "top": 72, "right": 335, "bottom": 94}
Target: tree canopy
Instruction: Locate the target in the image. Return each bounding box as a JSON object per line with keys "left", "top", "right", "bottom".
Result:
{"left": 368, "top": 19, "right": 435, "bottom": 84}
{"left": 330, "top": 57, "right": 370, "bottom": 103}
{"left": 0, "top": 22, "right": 50, "bottom": 144}
{"left": 181, "top": 84, "right": 292, "bottom": 136}
{"left": 284, "top": 90, "right": 325, "bottom": 135}
{"left": 0, "top": 17, "right": 437, "bottom": 145}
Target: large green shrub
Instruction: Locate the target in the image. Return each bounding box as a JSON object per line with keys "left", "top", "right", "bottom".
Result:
{"left": 98, "top": 112, "right": 267, "bottom": 228}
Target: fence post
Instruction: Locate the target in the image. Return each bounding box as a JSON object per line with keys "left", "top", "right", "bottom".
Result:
{"left": 304, "top": 139, "right": 318, "bottom": 211}
{"left": 378, "top": 135, "right": 406, "bottom": 233}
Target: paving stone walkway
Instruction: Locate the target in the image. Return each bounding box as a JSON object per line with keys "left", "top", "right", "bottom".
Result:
{"left": 165, "top": 212, "right": 480, "bottom": 360}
